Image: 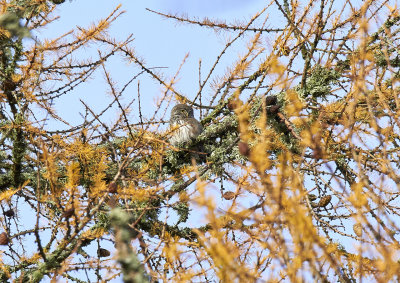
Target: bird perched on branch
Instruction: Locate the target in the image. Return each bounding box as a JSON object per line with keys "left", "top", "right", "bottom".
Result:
{"left": 169, "top": 104, "right": 203, "bottom": 146}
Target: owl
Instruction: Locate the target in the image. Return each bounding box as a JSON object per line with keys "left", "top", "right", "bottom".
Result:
{"left": 169, "top": 104, "right": 203, "bottom": 146}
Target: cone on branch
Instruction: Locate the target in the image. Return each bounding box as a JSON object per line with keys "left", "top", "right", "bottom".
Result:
{"left": 238, "top": 141, "right": 250, "bottom": 157}
{"left": 308, "top": 194, "right": 317, "bottom": 201}
{"left": 0, "top": 232, "right": 9, "bottom": 245}
{"left": 62, "top": 208, "right": 75, "bottom": 219}
{"left": 264, "top": 95, "right": 278, "bottom": 106}
{"left": 4, "top": 209, "right": 14, "bottom": 217}
{"left": 318, "top": 195, "right": 332, "bottom": 207}
{"left": 98, "top": 248, "right": 111, "bottom": 258}
{"left": 108, "top": 182, "right": 118, "bottom": 194}
{"left": 223, "top": 191, "right": 236, "bottom": 200}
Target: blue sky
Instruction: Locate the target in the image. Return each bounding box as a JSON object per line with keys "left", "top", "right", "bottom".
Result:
{"left": 35, "top": 0, "right": 269, "bottom": 130}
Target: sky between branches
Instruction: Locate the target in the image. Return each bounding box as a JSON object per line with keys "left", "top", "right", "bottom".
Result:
{"left": 34, "top": 0, "right": 269, "bottom": 130}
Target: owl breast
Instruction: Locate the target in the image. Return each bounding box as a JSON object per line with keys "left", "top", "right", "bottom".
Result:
{"left": 169, "top": 118, "right": 203, "bottom": 146}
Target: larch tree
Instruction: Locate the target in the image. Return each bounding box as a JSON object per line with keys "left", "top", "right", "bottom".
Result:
{"left": 0, "top": 0, "right": 399, "bottom": 282}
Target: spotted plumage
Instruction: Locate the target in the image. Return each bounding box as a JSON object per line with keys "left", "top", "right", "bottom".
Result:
{"left": 169, "top": 104, "right": 203, "bottom": 146}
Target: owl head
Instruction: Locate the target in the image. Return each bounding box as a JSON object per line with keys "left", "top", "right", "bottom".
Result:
{"left": 170, "top": 104, "right": 194, "bottom": 124}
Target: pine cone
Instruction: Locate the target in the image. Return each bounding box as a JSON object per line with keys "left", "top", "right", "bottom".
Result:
{"left": 265, "top": 95, "right": 277, "bottom": 106}
{"left": 98, "top": 248, "right": 111, "bottom": 257}
{"left": 108, "top": 182, "right": 118, "bottom": 194}
{"left": 0, "top": 232, "right": 9, "bottom": 245}
{"left": 4, "top": 209, "right": 14, "bottom": 217}
{"left": 318, "top": 195, "right": 332, "bottom": 207}
{"left": 62, "top": 208, "right": 75, "bottom": 219}
{"left": 223, "top": 191, "right": 236, "bottom": 200}
{"left": 238, "top": 141, "right": 250, "bottom": 156}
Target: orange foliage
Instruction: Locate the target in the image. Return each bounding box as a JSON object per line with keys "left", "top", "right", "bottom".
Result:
{"left": 0, "top": 0, "right": 399, "bottom": 282}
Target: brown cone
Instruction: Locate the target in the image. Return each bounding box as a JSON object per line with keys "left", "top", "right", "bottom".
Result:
{"left": 238, "top": 141, "right": 250, "bottom": 157}
{"left": 0, "top": 232, "right": 9, "bottom": 245}
{"left": 4, "top": 209, "right": 14, "bottom": 217}
{"left": 223, "top": 191, "right": 235, "bottom": 200}
{"left": 108, "top": 182, "right": 118, "bottom": 194}
{"left": 98, "top": 248, "right": 111, "bottom": 257}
